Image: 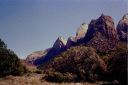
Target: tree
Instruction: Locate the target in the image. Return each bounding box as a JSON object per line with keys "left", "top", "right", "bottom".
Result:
{"left": 0, "top": 38, "right": 26, "bottom": 77}
{"left": 0, "top": 38, "right": 7, "bottom": 48}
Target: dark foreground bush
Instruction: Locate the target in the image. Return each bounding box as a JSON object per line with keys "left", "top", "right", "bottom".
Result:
{"left": 109, "top": 52, "right": 127, "bottom": 84}
{"left": 0, "top": 38, "right": 27, "bottom": 77}
{"left": 0, "top": 48, "right": 27, "bottom": 77}
{"left": 43, "top": 71, "right": 77, "bottom": 83}
{"left": 106, "top": 42, "right": 127, "bottom": 85}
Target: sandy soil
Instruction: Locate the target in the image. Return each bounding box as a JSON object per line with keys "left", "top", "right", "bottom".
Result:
{"left": 0, "top": 74, "right": 97, "bottom": 85}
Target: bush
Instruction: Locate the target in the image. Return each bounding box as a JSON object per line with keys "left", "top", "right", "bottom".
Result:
{"left": 35, "top": 70, "right": 42, "bottom": 74}
{"left": 0, "top": 38, "right": 27, "bottom": 77}
{"left": 43, "top": 71, "right": 77, "bottom": 83}
{"left": 99, "top": 42, "right": 128, "bottom": 84}
{"left": 106, "top": 52, "right": 127, "bottom": 84}
{"left": 97, "top": 51, "right": 108, "bottom": 57}
{"left": 0, "top": 48, "right": 27, "bottom": 77}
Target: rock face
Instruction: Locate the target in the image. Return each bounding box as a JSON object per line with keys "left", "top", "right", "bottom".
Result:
{"left": 26, "top": 48, "right": 51, "bottom": 64}
{"left": 117, "top": 14, "right": 128, "bottom": 41}
{"left": 33, "top": 36, "right": 67, "bottom": 65}
{"left": 53, "top": 36, "right": 67, "bottom": 50}
{"left": 66, "top": 36, "right": 76, "bottom": 48}
{"left": 76, "top": 23, "right": 88, "bottom": 40}
{"left": 26, "top": 22, "right": 88, "bottom": 65}
{"left": 51, "top": 36, "right": 67, "bottom": 55}
{"left": 66, "top": 23, "right": 88, "bottom": 48}
{"left": 26, "top": 51, "right": 43, "bottom": 64}
{"left": 84, "top": 14, "right": 118, "bottom": 52}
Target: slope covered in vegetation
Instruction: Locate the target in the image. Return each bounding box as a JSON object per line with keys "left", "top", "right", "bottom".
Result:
{"left": 41, "top": 42, "right": 127, "bottom": 84}
{"left": 41, "top": 45, "right": 107, "bottom": 82}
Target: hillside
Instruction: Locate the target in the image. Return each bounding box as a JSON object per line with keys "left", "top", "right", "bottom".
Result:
{"left": 40, "top": 41, "right": 127, "bottom": 84}
{"left": 41, "top": 45, "right": 106, "bottom": 82}
{"left": 23, "top": 14, "right": 128, "bottom": 84}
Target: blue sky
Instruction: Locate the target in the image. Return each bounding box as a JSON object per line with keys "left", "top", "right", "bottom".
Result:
{"left": 0, "top": 0, "right": 127, "bottom": 59}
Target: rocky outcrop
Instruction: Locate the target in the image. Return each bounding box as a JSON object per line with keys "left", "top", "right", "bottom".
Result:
{"left": 26, "top": 22, "right": 88, "bottom": 65}
{"left": 84, "top": 14, "right": 118, "bottom": 52}
{"left": 26, "top": 48, "right": 51, "bottom": 64}
{"left": 76, "top": 23, "right": 88, "bottom": 40}
{"left": 117, "top": 13, "right": 128, "bottom": 41}
{"left": 33, "top": 37, "right": 67, "bottom": 65}
{"left": 53, "top": 36, "right": 67, "bottom": 50}
{"left": 66, "top": 23, "right": 88, "bottom": 48}
{"left": 51, "top": 36, "right": 67, "bottom": 56}
{"left": 66, "top": 36, "right": 76, "bottom": 48}
{"left": 26, "top": 51, "right": 43, "bottom": 64}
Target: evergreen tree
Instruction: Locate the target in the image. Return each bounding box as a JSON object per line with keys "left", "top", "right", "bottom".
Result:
{"left": 0, "top": 38, "right": 26, "bottom": 77}
{"left": 0, "top": 38, "right": 7, "bottom": 48}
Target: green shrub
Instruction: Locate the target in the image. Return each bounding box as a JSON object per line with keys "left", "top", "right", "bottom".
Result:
{"left": 43, "top": 71, "right": 77, "bottom": 83}
{"left": 0, "top": 38, "right": 27, "bottom": 77}
{"left": 107, "top": 48, "right": 127, "bottom": 84}
{"left": 97, "top": 51, "right": 108, "bottom": 57}
{"left": 35, "top": 70, "right": 42, "bottom": 74}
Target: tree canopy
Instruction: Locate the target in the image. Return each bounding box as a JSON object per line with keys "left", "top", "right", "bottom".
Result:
{"left": 0, "top": 38, "right": 7, "bottom": 48}
{"left": 0, "top": 38, "right": 26, "bottom": 77}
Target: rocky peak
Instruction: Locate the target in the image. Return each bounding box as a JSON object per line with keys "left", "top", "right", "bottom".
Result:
{"left": 76, "top": 23, "right": 88, "bottom": 40}
{"left": 84, "top": 14, "right": 118, "bottom": 52}
{"left": 66, "top": 36, "right": 76, "bottom": 48}
{"left": 53, "top": 36, "right": 67, "bottom": 49}
{"left": 122, "top": 13, "right": 128, "bottom": 20}
{"left": 117, "top": 14, "right": 128, "bottom": 41}
{"left": 26, "top": 51, "right": 44, "bottom": 61}
{"left": 66, "top": 23, "right": 88, "bottom": 48}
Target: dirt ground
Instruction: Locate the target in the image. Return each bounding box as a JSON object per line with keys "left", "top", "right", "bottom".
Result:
{"left": 0, "top": 74, "right": 98, "bottom": 85}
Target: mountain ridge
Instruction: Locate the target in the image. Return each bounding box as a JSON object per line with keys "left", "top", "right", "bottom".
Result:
{"left": 26, "top": 14, "right": 127, "bottom": 66}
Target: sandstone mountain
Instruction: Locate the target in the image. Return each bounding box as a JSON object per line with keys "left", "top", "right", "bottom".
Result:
{"left": 66, "top": 36, "right": 76, "bottom": 48}
{"left": 26, "top": 14, "right": 126, "bottom": 67}
{"left": 76, "top": 23, "right": 88, "bottom": 40}
{"left": 117, "top": 13, "right": 128, "bottom": 41}
{"left": 26, "top": 23, "right": 88, "bottom": 65}
{"left": 26, "top": 48, "right": 51, "bottom": 64}
{"left": 24, "top": 14, "right": 127, "bottom": 84}
{"left": 66, "top": 23, "right": 88, "bottom": 48}
{"left": 52, "top": 36, "right": 67, "bottom": 50}
{"left": 84, "top": 14, "right": 118, "bottom": 52}
{"left": 31, "top": 36, "right": 67, "bottom": 65}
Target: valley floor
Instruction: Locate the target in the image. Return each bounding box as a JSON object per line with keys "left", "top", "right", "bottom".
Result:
{"left": 0, "top": 74, "right": 98, "bottom": 85}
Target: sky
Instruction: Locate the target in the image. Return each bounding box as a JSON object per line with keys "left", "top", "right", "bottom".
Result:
{"left": 0, "top": 0, "right": 127, "bottom": 59}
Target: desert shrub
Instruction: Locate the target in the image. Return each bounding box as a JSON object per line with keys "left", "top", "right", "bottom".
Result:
{"left": 44, "top": 71, "right": 65, "bottom": 83}
{"left": 43, "top": 71, "right": 77, "bottom": 83}
{"left": 97, "top": 51, "right": 108, "bottom": 57}
{"left": 34, "top": 70, "right": 42, "bottom": 74}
